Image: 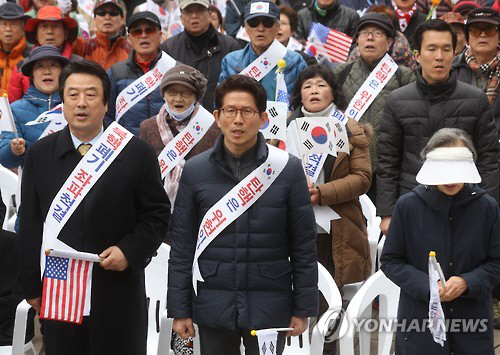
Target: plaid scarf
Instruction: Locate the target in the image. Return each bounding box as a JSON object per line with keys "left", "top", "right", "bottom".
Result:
{"left": 392, "top": 1, "right": 417, "bottom": 32}
{"left": 465, "top": 45, "right": 500, "bottom": 107}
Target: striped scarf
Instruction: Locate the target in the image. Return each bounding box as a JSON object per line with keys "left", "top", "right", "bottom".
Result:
{"left": 392, "top": 1, "right": 417, "bottom": 32}
{"left": 465, "top": 45, "right": 500, "bottom": 107}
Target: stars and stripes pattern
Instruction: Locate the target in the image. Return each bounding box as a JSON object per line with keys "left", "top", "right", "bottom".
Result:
{"left": 40, "top": 255, "right": 93, "bottom": 324}
{"left": 305, "top": 23, "right": 353, "bottom": 63}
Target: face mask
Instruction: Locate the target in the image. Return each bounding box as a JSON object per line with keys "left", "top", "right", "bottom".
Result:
{"left": 164, "top": 101, "right": 196, "bottom": 121}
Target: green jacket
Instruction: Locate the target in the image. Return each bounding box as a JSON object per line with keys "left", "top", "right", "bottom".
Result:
{"left": 333, "top": 56, "right": 415, "bottom": 172}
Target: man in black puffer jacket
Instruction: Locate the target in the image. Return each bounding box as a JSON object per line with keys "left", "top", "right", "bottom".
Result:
{"left": 296, "top": 0, "right": 359, "bottom": 40}
{"left": 377, "top": 19, "right": 499, "bottom": 235}
{"left": 167, "top": 75, "right": 318, "bottom": 355}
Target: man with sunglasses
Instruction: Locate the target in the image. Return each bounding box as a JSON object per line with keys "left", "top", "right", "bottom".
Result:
{"left": 105, "top": 11, "right": 176, "bottom": 135}
{"left": 219, "top": 0, "right": 307, "bottom": 101}
{"left": 71, "top": 0, "right": 130, "bottom": 70}
{"left": 161, "top": 0, "right": 239, "bottom": 111}
{"left": 453, "top": 8, "right": 499, "bottom": 130}
{"left": 168, "top": 74, "right": 317, "bottom": 355}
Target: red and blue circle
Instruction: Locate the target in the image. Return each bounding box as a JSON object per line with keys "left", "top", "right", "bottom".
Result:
{"left": 261, "top": 117, "right": 270, "bottom": 129}
{"left": 266, "top": 167, "right": 273, "bottom": 175}
{"left": 311, "top": 126, "right": 328, "bottom": 144}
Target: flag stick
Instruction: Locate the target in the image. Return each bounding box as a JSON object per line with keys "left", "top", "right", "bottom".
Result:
{"left": 45, "top": 248, "right": 104, "bottom": 263}
{"left": 251, "top": 328, "right": 294, "bottom": 336}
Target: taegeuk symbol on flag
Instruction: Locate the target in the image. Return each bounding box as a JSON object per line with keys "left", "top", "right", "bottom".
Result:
{"left": 296, "top": 116, "right": 336, "bottom": 156}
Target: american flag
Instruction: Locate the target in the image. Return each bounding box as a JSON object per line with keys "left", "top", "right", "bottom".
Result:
{"left": 275, "top": 70, "right": 289, "bottom": 105}
{"left": 40, "top": 255, "right": 93, "bottom": 324}
{"left": 305, "top": 23, "right": 353, "bottom": 63}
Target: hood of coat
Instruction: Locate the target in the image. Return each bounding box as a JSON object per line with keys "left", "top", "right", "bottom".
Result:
{"left": 412, "top": 183, "right": 485, "bottom": 217}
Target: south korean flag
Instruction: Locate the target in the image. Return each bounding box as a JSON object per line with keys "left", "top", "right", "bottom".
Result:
{"left": 260, "top": 101, "right": 287, "bottom": 141}
{"left": 296, "top": 116, "right": 336, "bottom": 156}
{"left": 332, "top": 118, "right": 349, "bottom": 154}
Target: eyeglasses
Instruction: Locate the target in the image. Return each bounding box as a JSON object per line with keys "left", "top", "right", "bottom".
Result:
{"left": 246, "top": 17, "right": 276, "bottom": 28}
{"left": 181, "top": 6, "right": 209, "bottom": 15}
{"left": 219, "top": 106, "right": 258, "bottom": 119}
{"left": 129, "top": 26, "right": 158, "bottom": 37}
{"left": 469, "top": 24, "right": 498, "bottom": 37}
{"left": 165, "top": 88, "right": 195, "bottom": 98}
{"left": 358, "top": 30, "right": 385, "bottom": 38}
{"left": 95, "top": 8, "right": 121, "bottom": 17}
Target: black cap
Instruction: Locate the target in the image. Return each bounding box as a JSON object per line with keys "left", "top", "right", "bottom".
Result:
{"left": 356, "top": 12, "right": 395, "bottom": 39}
{"left": 127, "top": 11, "right": 161, "bottom": 30}
{"left": 244, "top": 0, "right": 280, "bottom": 21}
{"left": 466, "top": 7, "right": 499, "bottom": 27}
{"left": 0, "top": 2, "right": 30, "bottom": 22}
{"left": 21, "top": 45, "right": 70, "bottom": 76}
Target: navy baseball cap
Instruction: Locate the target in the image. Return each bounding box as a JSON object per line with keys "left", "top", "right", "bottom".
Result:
{"left": 127, "top": 11, "right": 161, "bottom": 30}
{"left": 244, "top": 0, "right": 280, "bottom": 22}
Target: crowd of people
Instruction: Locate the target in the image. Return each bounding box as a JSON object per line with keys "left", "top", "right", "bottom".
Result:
{"left": 0, "top": 0, "right": 497, "bottom": 353}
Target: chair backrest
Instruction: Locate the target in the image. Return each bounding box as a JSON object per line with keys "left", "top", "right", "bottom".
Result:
{"left": 0, "top": 166, "right": 18, "bottom": 230}
{"left": 359, "top": 194, "right": 382, "bottom": 275}
{"left": 145, "top": 243, "right": 170, "bottom": 355}
{"left": 0, "top": 300, "right": 36, "bottom": 355}
{"left": 339, "top": 270, "right": 400, "bottom": 355}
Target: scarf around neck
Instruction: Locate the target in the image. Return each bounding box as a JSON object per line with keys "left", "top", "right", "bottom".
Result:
{"left": 392, "top": 1, "right": 417, "bottom": 32}
{"left": 465, "top": 45, "right": 499, "bottom": 107}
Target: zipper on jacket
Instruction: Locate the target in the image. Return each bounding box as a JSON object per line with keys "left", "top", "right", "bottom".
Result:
{"left": 48, "top": 93, "right": 52, "bottom": 109}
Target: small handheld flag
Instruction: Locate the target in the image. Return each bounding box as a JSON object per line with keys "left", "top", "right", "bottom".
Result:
{"left": 305, "top": 23, "right": 352, "bottom": 63}
{"left": 428, "top": 251, "right": 446, "bottom": 346}
{"left": 251, "top": 328, "right": 294, "bottom": 355}
{"left": 0, "top": 94, "right": 18, "bottom": 139}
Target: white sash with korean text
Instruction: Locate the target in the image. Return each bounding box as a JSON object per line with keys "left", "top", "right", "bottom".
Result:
{"left": 157, "top": 106, "right": 214, "bottom": 179}
{"left": 240, "top": 40, "right": 287, "bottom": 81}
{"left": 192, "top": 145, "right": 289, "bottom": 294}
{"left": 345, "top": 54, "right": 398, "bottom": 122}
{"left": 115, "top": 52, "right": 176, "bottom": 122}
{"left": 41, "top": 123, "right": 133, "bottom": 289}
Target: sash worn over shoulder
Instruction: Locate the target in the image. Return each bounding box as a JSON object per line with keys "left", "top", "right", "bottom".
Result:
{"left": 240, "top": 40, "right": 288, "bottom": 81}
{"left": 115, "top": 51, "right": 176, "bottom": 122}
{"left": 192, "top": 145, "right": 289, "bottom": 294}
{"left": 157, "top": 106, "right": 214, "bottom": 179}
{"left": 345, "top": 54, "right": 398, "bottom": 122}
{"left": 41, "top": 122, "right": 133, "bottom": 317}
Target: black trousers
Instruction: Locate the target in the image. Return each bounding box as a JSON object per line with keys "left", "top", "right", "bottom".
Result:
{"left": 43, "top": 318, "right": 90, "bottom": 355}
{"left": 199, "top": 325, "right": 286, "bottom": 355}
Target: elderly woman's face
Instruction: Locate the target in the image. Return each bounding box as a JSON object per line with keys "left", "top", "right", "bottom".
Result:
{"left": 163, "top": 84, "right": 196, "bottom": 114}
{"left": 300, "top": 75, "right": 334, "bottom": 113}
{"left": 436, "top": 141, "right": 465, "bottom": 196}
{"left": 32, "top": 58, "right": 62, "bottom": 94}
{"left": 36, "top": 20, "right": 66, "bottom": 47}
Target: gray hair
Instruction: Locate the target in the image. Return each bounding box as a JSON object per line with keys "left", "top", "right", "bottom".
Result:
{"left": 420, "top": 128, "right": 477, "bottom": 161}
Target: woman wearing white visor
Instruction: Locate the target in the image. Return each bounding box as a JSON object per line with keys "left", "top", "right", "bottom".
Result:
{"left": 381, "top": 128, "right": 500, "bottom": 354}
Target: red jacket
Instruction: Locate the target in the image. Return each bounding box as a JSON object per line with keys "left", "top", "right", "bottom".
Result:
{"left": 8, "top": 42, "right": 76, "bottom": 103}
{"left": 71, "top": 32, "right": 131, "bottom": 70}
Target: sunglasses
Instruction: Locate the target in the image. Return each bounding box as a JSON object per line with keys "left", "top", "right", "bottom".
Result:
{"left": 469, "top": 24, "right": 498, "bottom": 37}
{"left": 95, "top": 8, "right": 121, "bottom": 17}
{"left": 129, "top": 26, "right": 158, "bottom": 37}
{"left": 246, "top": 17, "right": 276, "bottom": 28}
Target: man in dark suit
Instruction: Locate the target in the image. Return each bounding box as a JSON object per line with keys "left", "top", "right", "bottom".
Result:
{"left": 19, "top": 60, "right": 170, "bottom": 355}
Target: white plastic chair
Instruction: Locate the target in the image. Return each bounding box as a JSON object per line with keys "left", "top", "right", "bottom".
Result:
{"left": 159, "top": 262, "right": 343, "bottom": 355}
{"left": 0, "top": 166, "right": 18, "bottom": 232}
{"left": 0, "top": 300, "right": 36, "bottom": 355}
{"left": 145, "top": 243, "right": 170, "bottom": 355}
{"left": 339, "top": 270, "right": 400, "bottom": 355}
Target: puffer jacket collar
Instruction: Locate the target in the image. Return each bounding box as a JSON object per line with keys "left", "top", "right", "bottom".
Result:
{"left": 413, "top": 183, "right": 485, "bottom": 219}
{"left": 416, "top": 68, "right": 457, "bottom": 103}
{"left": 209, "top": 132, "right": 268, "bottom": 181}
{"left": 23, "top": 85, "right": 61, "bottom": 110}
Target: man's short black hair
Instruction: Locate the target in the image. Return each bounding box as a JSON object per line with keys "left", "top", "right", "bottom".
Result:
{"left": 290, "top": 64, "right": 348, "bottom": 112}
{"left": 414, "top": 19, "right": 457, "bottom": 52}
{"left": 59, "top": 60, "right": 111, "bottom": 106}
{"left": 215, "top": 75, "right": 267, "bottom": 113}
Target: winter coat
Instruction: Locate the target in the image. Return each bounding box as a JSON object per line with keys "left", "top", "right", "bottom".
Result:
{"left": 376, "top": 70, "right": 500, "bottom": 217}
{"left": 338, "top": 0, "right": 389, "bottom": 12}
{"left": 8, "top": 42, "right": 81, "bottom": 103}
{"left": 333, "top": 56, "right": 415, "bottom": 172}
{"left": 289, "top": 108, "right": 372, "bottom": 286}
{"left": 161, "top": 25, "right": 240, "bottom": 111}
{"left": 167, "top": 133, "right": 318, "bottom": 330}
{"left": 105, "top": 50, "right": 169, "bottom": 136}
{"left": 0, "top": 86, "right": 61, "bottom": 168}
{"left": 71, "top": 31, "right": 131, "bottom": 70}
{"left": 218, "top": 43, "right": 307, "bottom": 101}
{"left": 381, "top": 184, "right": 500, "bottom": 355}
{"left": 452, "top": 51, "right": 500, "bottom": 133}
{"left": 296, "top": 0, "right": 359, "bottom": 41}
{"left": 0, "top": 37, "right": 30, "bottom": 97}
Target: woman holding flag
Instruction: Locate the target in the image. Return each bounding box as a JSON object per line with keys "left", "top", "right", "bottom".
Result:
{"left": 0, "top": 45, "right": 67, "bottom": 169}
{"left": 381, "top": 128, "right": 500, "bottom": 354}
